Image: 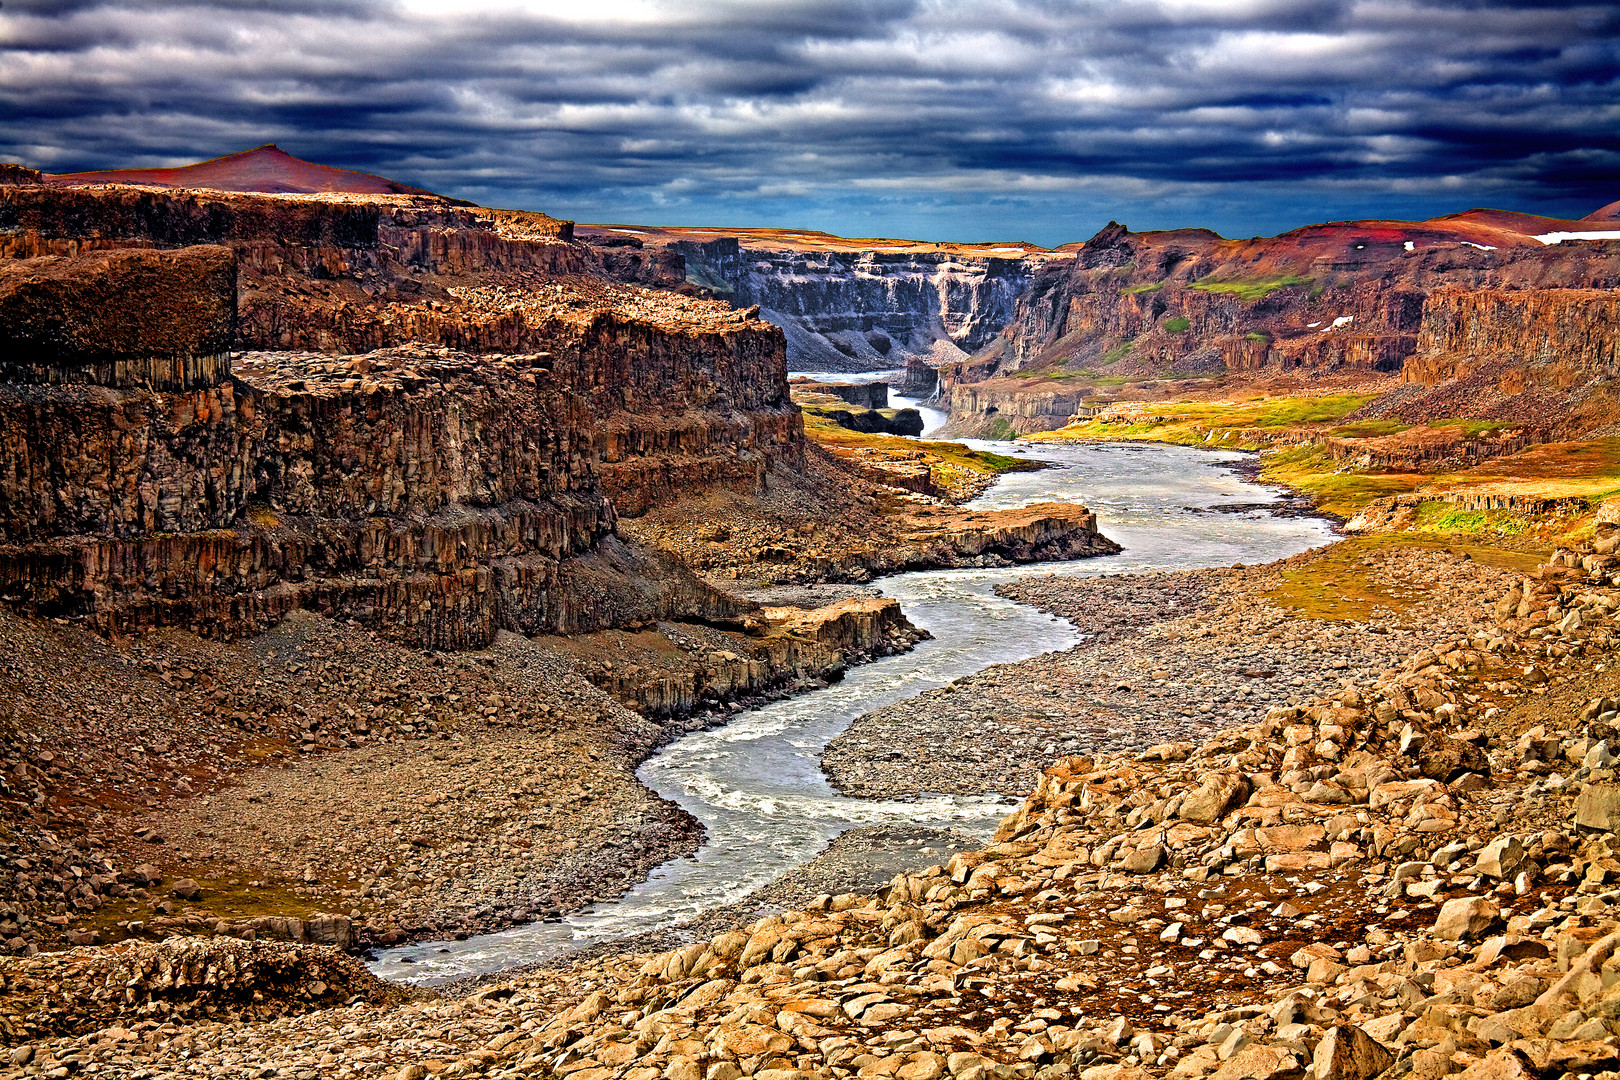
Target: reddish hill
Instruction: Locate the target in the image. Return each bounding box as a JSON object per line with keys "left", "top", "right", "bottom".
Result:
{"left": 48, "top": 145, "right": 444, "bottom": 198}
{"left": 1585, "top": 199, "right": 1620, "bottom": 223}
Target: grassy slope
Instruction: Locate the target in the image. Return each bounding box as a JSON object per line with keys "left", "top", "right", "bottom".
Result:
{"left": 803, "top": 413, "right": 1033, "bottom": 499}
{"left": 1029, "top": 394, "right": 1620, "bottom": 541}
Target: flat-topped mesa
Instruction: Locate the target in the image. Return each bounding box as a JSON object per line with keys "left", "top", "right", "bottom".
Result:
{"left": 0, "top": 245, "right": 236, "bottom": 391}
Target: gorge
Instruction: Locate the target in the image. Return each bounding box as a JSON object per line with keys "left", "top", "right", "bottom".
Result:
{"left": 2, "top": 147, "right": 1620, "bottom": 1080}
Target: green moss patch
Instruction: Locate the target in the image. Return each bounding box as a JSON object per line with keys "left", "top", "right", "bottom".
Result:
{"left": 1189, "top": 274, "right": 1313, "bottom": 302}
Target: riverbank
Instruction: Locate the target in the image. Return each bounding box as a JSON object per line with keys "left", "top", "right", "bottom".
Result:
{"left": 823, "top": 537, "right": 1541, "bottom": 799}
{"left": 1023, "top": 386, "right": 1620, "bottom": 543}
{"left": 13, "top": 529, "right": 1620, "bottom": 1079}
{"left": 0, "top": 596, "right": 927, "bottom": 958}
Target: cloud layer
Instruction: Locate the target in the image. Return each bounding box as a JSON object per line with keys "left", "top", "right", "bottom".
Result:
{"left": 3, "top": 0, "right": 1617, "bottom": 244}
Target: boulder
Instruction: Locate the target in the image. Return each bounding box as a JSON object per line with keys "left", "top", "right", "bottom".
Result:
{"left": 1473, "top": 835, "right": 1525, "bottom": 879}
{"left": 1575, "top": 783, "right": 1620, "bottom": 831}
{"left": 1432, "top": 897, "right": 1501, "bottom": 940}
{"left": 1417, "top": 736, "right": 1487, "bottom": 782}
{"left": 1311, "top": 1026, "right": 1394, "bottom": 1080}
{"left": 1178, "top": 774, "right": 1250, "bottom": 823}
{"left": 1210, "top": 1044, "right": 1298, "bottom": 1080}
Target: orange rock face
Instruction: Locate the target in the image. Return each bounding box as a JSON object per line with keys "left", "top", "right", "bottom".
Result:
{"left": 0, "top": 181, "right": 798, "bottom": 647}
{"left": 0, "top": 245, "right": 236, "bottom": 390}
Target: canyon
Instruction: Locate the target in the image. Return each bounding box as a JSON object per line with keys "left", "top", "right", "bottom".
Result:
{"left": 2, "top": 144, "right": 1620, "bottom": 1080}
{"left": 576, "top": 225, "right": 1054, "bottom": 376}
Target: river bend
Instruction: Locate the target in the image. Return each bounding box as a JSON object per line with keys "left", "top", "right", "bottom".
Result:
{"left": 371, "top": 435, "right": 1334, "bottom": 983}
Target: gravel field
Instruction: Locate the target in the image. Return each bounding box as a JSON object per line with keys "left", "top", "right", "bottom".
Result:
{"left": 823, "top": 543, "right": 1519, "bottom": 799}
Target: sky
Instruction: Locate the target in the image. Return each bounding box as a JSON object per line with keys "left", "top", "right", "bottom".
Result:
{"left": 2, "top": 0, "right": 1617, "bottom": 247}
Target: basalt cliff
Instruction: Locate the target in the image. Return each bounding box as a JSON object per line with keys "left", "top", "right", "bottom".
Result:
{"left": 577, "top": 225, "right": 1055, "bottom": 376}
{"left": 939, "top": 211, "right": 1620, "bottom": 438}
{"left": 0, "top": 161, "right": 1114, "bottom": 650}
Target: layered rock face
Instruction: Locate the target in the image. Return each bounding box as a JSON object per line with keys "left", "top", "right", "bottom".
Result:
{"left": 0, "top": 342, "right": 773, "bottom": 647}
{"left": 0, "top": 183, "right": 584, "bottom": 353}
{"left": 0, "top": 245, "right": 236, "bottom": 391}
{"left": 1408, "top": 287, "right": 1620, "bottom": 387}
{"left": 0, "top": 183, "right": 803, "bottom": 647}
{"left": 580, "top": 228, "right": 1053, "bottom": 372}
{"left": 943, "top": 218, "right": 1620, "bottom": 435}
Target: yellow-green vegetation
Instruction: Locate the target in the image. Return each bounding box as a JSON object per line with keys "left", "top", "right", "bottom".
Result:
{"left": 803, "top": 411, "right": 1031, "bottom": 490}
{"left": 1261, "top": 445, "right": 1421, "bottom": 519}
{"left": 1433, "top": 418, "right": 1516, "bottom": 439}
{"left": 1036, "top": 394, "right": 1374, "bottom": 451}
{"left": 1245, "top": 331, "right": 1272, "bottom": 343}
{"left": 1263, "top": 535, "right": 1543, "bottom": 622}
{"left": 1326, "top": 419, "right": 1411, "bottom": 438}
{"left": 1413, "top": 501, "right": 1531, "bottom": 536}
{"left": 1121, "top": 281, "right": 1163, "bottom": 295}
{"left": 1190, "top": 274, "right": 1312, "bottom": 302}
{"left": 1161, "top": 315, "right": 1191, "bottom": 334}
{"left": 1429, "top": 439, "right": 1620, "bottom": 504}
{"left": 982, "top": 416, "right": 1016, "bottom": 441}
{"left": 1101, "top": 340, "right": 1135, "bottom": 364}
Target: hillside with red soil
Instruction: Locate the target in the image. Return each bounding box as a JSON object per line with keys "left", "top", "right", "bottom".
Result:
{"left": 47, "top": 144, "right": 446, "bottom": 199}
{"left": 939, "top": 199, "right": 1620, "bottom": 437}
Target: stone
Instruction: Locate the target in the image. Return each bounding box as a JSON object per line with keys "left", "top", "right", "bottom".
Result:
{"left": 1417, "top": 736, "right": 1487, "bottom": 782}
{"left": 1179, "top": 774, "right": 1250, "bottom": 823}
{"left": 1575, "top": 783, "right": 1620, "bottom": 831}
{"left": 1432, "top": 897, "right": 1501, "bottom": 940}
{"left": 1210, "top": 1044, "right": 1297, "bottom": 1080}
{"left": 171, "top": 878, "right": 202, "bottom": 901}
{"left": 1311, "top": 1025, "right": 1393, "bottom": 1080}
{"left": 1455, "top": 1048, "right": 1534, "bottom": 1079}
{"left": 1473, "top": 836, "right": 1525, "bottom": 879}
{"left": 1120, "top": 844, "right": 1165, "bottom": 873}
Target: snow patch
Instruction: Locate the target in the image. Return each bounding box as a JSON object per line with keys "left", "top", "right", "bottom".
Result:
{"left": 1404, "top": 240, "right": 1414, "bottom": 251}
{"left": 1534, "top": 231, "right": 1620, "bottom": 245}
{"left": 1462, "top": 242, "right": 1497, "bottom": 251}
{"left": 1322, "top": 316, "right": 1353, "bottom": 332}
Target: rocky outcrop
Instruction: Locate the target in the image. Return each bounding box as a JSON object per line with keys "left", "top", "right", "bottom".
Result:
{"left": 0, "top": 937, "right": 402, "bottom": 1044}
{"left": 0, "top": 245, "right": 236, "bottom": 391}
{"left": 583, "top": 597, "right": 927, "bottom": 716}
{"left": 1407, "top": 287, "right": 1620, "bottom": 388}
{"left": 579, "top": 228, "right": 1055, "bottom": 371}
{"left": 945, "top": 382, "right": 1092, "bottom": 437}
{"left": 944, "top": 217, "right": 1620, "bottom": 435}
{"left": 901, "top": 354, "right": 942, "bottom": 397}
{"left": 795, "top": 379, "right": 890, "bottom": 410}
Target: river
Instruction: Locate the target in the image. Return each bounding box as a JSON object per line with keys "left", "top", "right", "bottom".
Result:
{"left": 369, "top": 408, "right": 1335, "bottom": 983}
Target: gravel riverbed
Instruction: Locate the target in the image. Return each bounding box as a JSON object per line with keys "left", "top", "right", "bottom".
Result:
{"left": 823, "top": 542, "right": 1520, "bottom": 799}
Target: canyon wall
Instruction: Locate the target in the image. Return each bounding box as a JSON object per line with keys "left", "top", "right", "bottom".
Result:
{"left": 1408, "top": 286, "right": 1620, "bottom": 386}
{"left": 942, "top": 219, "right": 1620, "bottom": 435}
{"left": 0, "top": 184, "right": 804, "bottom": 647}
{"left": 581, "top": 229, "right": 1055, "bottom": 373}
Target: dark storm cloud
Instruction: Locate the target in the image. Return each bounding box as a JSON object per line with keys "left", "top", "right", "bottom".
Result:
{"left": 2, "top": 0, "right": 1616, "bottom": 243}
